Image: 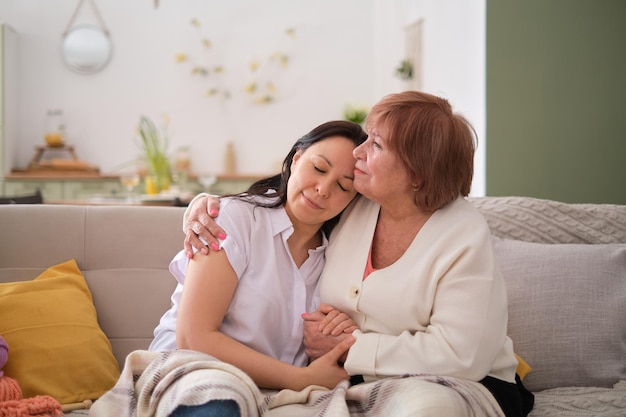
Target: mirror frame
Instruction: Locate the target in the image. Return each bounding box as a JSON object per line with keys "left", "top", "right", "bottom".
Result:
{"left": 62, "top": 24, "right": 112, "bottom": 74}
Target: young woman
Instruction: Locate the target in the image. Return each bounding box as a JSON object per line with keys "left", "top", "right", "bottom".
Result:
{"left": 146, "top": 121, "right": 366, "bottom": 417}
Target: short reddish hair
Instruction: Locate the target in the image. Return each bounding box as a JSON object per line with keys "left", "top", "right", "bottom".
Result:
{"left": 365, "top": 91, "right": 476, "bottom": 212}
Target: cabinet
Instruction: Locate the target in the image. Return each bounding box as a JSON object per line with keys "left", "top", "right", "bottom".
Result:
{"left": 2, "top": 172, "right": 265, "bottom": 202}
{"left": 198, "top": 174, "right": 266, "bottom": 195}
{"left": 3, "top": 174, "right": 121, "bottom": 201}
{"left": 0, "top": 23, "right": 18, "bottom": 178}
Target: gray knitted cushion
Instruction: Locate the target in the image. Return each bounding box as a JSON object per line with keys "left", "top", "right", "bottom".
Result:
{"left": 470, "top": 196, "right": 626, "bottom": 244}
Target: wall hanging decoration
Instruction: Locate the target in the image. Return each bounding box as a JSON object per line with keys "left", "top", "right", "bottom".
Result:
{"left": 175, "top": 19, "right": 297, "bottom": 106}
{"left": 399, "top": 19, "right": 423, "bottom": 90}
{"left": 62, "top": 0, "right": 112, "bottom": 74}
{"left": 174, "top": 18, "right": 298, "bottom": 174}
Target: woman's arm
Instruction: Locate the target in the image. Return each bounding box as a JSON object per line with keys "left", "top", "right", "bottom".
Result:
{"left": 177, "top": 248, "right": 353, "bottom": 391}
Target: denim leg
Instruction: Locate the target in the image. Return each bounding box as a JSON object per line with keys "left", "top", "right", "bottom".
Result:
{"left": 170, "top": 399, "right": 241, "bottom": 417}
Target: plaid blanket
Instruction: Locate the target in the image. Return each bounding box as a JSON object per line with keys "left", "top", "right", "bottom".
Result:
{"left": 89, "top": 350, "right": 504, "bottom": 417}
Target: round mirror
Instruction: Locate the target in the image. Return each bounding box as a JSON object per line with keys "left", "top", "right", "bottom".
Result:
{"left": 62, "top": 25, "right": 112, "bottom": 74}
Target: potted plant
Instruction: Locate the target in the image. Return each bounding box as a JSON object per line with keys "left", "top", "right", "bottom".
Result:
{"left": 343, "top": 103, "right": 369, "bottom": 126}
{"left": 395, "top": 59, "right": 413, "bottom": 80}
{"left": 136, "top": 115, "right": 171, "bottom": 194}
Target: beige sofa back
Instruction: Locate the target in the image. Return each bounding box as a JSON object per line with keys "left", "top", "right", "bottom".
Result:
{"left": 1, "top": 198, "right": 625, "bottom": 392}
{"left": 0, "top": 204, "right": 186, "bottom": 367}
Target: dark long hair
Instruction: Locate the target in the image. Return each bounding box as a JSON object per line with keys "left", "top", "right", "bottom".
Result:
{"left": 229, "top": 120, "right": 367, "bottom": 235}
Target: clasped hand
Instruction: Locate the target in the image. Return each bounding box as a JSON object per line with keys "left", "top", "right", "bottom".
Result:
{"left": 302, "top": 303, "right": 358, "bottom": 363}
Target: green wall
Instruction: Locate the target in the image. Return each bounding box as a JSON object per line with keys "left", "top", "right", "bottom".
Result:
{"left": 486, "top": 0, "right": 626, "bottom": 204}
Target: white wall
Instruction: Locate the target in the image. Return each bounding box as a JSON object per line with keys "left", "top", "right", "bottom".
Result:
{"left": 414, "top": 0, "right": 486, "bottom": 196}
{"left": 0, "top": 0, "right": 485, "bottom": 194}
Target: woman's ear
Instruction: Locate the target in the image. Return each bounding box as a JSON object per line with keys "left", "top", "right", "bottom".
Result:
{"left": 291, "top": 149, "right": 303, "bottom": 167}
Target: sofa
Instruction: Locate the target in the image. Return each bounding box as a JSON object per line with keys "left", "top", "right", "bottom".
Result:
{"left": 0, "top": 196, "right": 624, "bottom": 416}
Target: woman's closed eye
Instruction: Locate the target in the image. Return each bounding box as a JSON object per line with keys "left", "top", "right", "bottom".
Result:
{"left": 337, "top": 182, "right": 349, "bottom": 192}
{"left": 314, "top": 164, "right": 352, "bottom": 192}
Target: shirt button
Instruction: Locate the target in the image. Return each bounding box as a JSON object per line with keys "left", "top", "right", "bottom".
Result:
{"left": 349, "top": 286, "right": 359, "bottom": 298}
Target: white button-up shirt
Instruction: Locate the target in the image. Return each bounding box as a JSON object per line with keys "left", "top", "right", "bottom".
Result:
{"left": 150, "top": 196, "right": 327, "bottom": 367}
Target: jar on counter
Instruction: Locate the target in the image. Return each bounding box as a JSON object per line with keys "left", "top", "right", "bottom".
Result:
{"left": 173, "top": 146, "right": 192, "bottom": 191}
{"left": 224, "top": 141, "right": 236, "bottom": 174}
{"left": 45, "top": 109, "right": 66, "bottom": 147}
{"left": 174, "top": 146, "right": 191, "bottom": 173}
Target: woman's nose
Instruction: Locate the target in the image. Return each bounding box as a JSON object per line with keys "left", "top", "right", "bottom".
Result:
{"left": 353, "top": 142, "right": 365, "bottom": 159}
{"left": 316, "top": 180, "right": 330, "bottom": 198}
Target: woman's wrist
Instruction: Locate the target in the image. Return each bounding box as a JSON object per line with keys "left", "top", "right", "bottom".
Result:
{"left": 182, "top": 193, "right": 210, "bottom": 231}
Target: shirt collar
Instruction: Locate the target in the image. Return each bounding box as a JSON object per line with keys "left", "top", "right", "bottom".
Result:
{"left": 271, "top": 206, "right": 329, "bottom": 251}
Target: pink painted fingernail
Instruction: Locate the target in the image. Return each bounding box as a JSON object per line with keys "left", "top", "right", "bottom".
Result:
{"left": 211, "top": 243, "right": 219, "bottom": 251}
{"left": 210, "top": 209, "right": 218, "bottom": 216}
{"left": 218, "top": 233, "right": 226, "bottom": 240}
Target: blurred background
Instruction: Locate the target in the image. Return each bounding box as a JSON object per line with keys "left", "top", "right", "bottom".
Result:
{"left": 0, "top": 0, "right": 486, "bottom": 193}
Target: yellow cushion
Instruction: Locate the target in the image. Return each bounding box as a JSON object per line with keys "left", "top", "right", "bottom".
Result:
{"left": 515, "top": 353, "right": 532, "bottom": 380}
{"left": 0, "top": 259, "right": 120, "bottom": 404}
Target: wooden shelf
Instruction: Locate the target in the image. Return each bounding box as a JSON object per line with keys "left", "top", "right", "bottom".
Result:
{"left": 197, "top": 173, "right": 270, "bottom": 181}
{"left": 5, "top": 171, "right": 271, "bottom": 181}
{"left": 26, "top": 145, "right": 100, "bottom": 173}
{"left": 6, "top": 171, "right": 117, "bottom": 180}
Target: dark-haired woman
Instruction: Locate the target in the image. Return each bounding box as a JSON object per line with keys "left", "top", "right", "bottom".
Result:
{"left": 149, "top": 120, "right": 366, "bottom": 399}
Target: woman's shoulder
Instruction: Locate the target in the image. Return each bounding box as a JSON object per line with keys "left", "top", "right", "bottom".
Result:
{"left": 436, "top": 196, "right": 492, "bottom": 237}
{"left": 442, "top": 196, "right": 485, "bottom": 220}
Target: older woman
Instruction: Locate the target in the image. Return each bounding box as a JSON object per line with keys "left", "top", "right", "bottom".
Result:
{"left": 184, "top": 91, "right": 534, "bottom": 417}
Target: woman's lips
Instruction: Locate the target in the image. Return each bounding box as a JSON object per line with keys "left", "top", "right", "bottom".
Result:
{"left": 302, "top": 193, "right": 322, "bottom": 209}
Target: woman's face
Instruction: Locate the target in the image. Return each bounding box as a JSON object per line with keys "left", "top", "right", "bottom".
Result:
{"left": 286, "top": 136, "right": 358, "bottom": 228}
{"left": 352, "top": 121, "right": 413, "bottom": 203}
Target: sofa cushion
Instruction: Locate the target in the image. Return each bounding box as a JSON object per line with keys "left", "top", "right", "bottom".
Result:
{"left": 0, "top": 259, "right": 120, "bottom": 404}
{"left": 471, "top": 196, "right": 626, "bottom": 244}
{"left": 493, "top": 237, "right": 626, "bottom": 392}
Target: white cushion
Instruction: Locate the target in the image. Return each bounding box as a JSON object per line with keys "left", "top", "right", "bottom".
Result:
{"left": 493, "top": 237, "right": 626, "bottom": 392}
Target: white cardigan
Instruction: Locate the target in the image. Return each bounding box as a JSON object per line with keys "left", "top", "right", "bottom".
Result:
{"left": 321, "top": 196, "right": 518, "bottom": 383}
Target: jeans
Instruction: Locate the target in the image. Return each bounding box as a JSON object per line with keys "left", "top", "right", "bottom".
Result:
{"left": 170, "top": 400, "right": 241, "bottom": 417}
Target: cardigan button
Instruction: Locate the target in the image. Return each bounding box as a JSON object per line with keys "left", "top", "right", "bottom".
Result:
{"left": 349, "top": 286, "right": 359, "bottom": 298}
